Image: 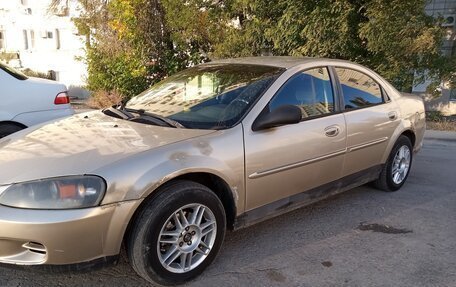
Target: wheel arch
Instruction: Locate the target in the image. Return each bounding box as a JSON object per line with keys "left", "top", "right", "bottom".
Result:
{"left": 0, "top": 120, "right": 27, "bottom": 129}
{"left": 170, "top": 172, "right": 237, "bottom": 229}
{"left": 122, "top": 171, "right": 238, "bottom": 249}
{"left": 381, "top": 126, "right": 416, "bottom": 163}
{"left": 401, "top": 129, "right": 416, "bottom": 147}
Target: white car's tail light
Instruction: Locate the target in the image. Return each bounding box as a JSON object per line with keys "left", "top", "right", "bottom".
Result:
{"left": 54, "top": 91, "right": 70, "bottom": 105}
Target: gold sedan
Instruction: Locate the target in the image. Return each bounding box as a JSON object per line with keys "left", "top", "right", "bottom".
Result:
{"left": 0, "top": 57, "right": 425, "bottom": 285}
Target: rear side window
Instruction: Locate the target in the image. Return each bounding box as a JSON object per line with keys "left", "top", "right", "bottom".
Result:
{"left": 335, "top": 67, "right": 383, "bottom": 110}
{"left": 0, "top": 62, "right": 28, "bottom": 80}
{"left": 269, "top": 67, "right": 335, "bottom": 119}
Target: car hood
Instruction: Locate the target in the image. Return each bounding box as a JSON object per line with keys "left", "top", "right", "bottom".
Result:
{"left": 0, "top": 111, "right": 215, "bottom": 184}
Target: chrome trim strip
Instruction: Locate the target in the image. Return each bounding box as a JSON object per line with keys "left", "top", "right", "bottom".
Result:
{"left": 249, "top": 137, "right": 388, "bottom": 179}
{"left": 249, "top": 149, "right": 347, "bottom": 179}
{"left": 347, "top": 137, "right": 388, "bottom": 152}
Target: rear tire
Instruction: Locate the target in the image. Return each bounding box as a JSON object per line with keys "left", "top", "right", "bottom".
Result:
{"left": 374, "top": 135, "right": 413, "bottom": 192}
{"left": 0, "top": 123, "right": 25, "bottom": 138}
{"left": 127, "top": 180, "right": 226, "bottom": 286}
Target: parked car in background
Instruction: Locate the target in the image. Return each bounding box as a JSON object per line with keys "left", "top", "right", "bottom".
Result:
{"left": 0, "top": 62, "right": 74, "bottom": 138}
{"left": 0, "top": 57, "right": 425, "bottom": 285}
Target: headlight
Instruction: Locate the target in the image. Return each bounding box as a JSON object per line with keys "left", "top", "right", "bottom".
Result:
{"left": 0, "top": 176, "right": 106, "bottom": 209}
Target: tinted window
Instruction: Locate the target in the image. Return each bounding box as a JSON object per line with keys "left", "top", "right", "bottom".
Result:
{"left": 269, "top": 67, "right": 334, "bottom": 118}
{"left": 335, "top": 67, "right": 383, "bottom": 109}
{"left": 126, "top": 64, "right": 284, "bottom": 130}
{"left": 0, "top": 62, "right": 28, "bottom": 80}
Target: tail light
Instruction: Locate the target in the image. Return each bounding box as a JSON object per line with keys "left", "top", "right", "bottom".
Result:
{"left": 54, "top": 91, "right": 70, "bottom": 105}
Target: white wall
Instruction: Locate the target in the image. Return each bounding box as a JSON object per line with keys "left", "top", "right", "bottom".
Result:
{"left": 0, "top": 0, "right": 87, "bottom": 87}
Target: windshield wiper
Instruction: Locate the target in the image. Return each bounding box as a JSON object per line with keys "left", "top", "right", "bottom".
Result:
{"left": 104, "top": 104, "right": 184, "bottom": 129}
{"left": 124, "top": 107, "right": 185, "bottom": 129}
{"left": 102, "top": 106, "right": 132, "bottom": 120}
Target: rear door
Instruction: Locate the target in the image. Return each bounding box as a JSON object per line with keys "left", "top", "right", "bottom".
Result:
{"left": 243, "top": 66, "right": 347, "bottom": 211}
{"left": 332, "top": 66, "right": 400, "bottom": 177}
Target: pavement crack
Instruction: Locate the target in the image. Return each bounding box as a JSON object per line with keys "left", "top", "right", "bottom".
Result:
{"left": 207, "top": 266, "right": 288, "bottom": 279}
{"left": 206, "top": 270, "right": 251, "bottom": 278}
{"left": 254, "top": 267, "right": 286, "bottom": 272}
{"left": 357, "top": 222, "right": 413, "bottom": 234}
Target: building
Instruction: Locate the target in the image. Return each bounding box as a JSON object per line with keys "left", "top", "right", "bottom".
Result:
{"left": 413, "top": 0, "right": 456, "bottom": 115}
{"left": 0, "top": 0, "right": 86, "bottom": 89}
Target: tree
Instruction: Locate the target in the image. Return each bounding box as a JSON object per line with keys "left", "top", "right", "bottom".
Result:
{"left": 67, "top": 0, "right": 212, "bottom": 99}
{"left": 209, "top": 0, "right": 455, "bottom": 91}
{"left": 53, "top": 0, "right": 455, "bottom": 97}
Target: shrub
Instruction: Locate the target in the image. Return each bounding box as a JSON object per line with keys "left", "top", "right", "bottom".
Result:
{"left": 87, "top": 90, "right": 123, "bottom": 109}
{"left": 426, "top": 111, "right": 444, "bottom": 122}
{"left": 22, "top": 68, "right": 54, "bottom": 80}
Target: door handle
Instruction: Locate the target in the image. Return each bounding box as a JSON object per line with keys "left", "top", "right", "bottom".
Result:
{"left": 325, "top": 126, "right": 340, "bottom": 137}
{"left": 388, "top": 111, "right": 397, "bottom": 120}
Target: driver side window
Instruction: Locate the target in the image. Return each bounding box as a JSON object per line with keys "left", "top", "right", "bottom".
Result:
{"left": 269, "top": 67, "right": 335, "bottom": 119}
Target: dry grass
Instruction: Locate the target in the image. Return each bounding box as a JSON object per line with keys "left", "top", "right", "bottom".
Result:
{"left": 87, "top": 90, "right": 124, "bottom": 109}
{"left": 425, "top": 111, "right": 456, "bottom": 132}
{"left": 426, "top": 121, "right": 456, "bottom": 132}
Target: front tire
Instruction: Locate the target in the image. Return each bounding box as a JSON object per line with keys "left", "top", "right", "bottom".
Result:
{"left": 374, "top": 135, "right": 413, "bottom": 192}
{"left": 127, "top": 180, "right": 226, "bottom": 286}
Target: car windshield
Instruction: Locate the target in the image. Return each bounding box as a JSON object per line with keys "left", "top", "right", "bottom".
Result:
{"left": 0, "top": 62, "right": 28, "bottom": 80}
{"left": 126, "top": 64, "right": 284, "bottom": 129}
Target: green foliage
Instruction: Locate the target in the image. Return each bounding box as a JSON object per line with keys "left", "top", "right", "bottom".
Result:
{"left": 426, "top": 111, "right": 444, "bottom": 122}
{"left": 358, "top": 0, "right": 445, "bottom": 90}
{"left": 209, "top": 0, "right": 455, "bottom": 92}
{"left": 86, "top": 49, "right": 148, "bottom": 98}
{"left": 74, "top": 0, "right": 210, "bottom": 99}
{"left": 72, "top": 0, "right": 455, "bottom": 98}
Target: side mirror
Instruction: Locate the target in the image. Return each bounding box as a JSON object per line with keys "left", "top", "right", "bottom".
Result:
{"left": 252, "top": 105, "right": 302, "bottom": 131}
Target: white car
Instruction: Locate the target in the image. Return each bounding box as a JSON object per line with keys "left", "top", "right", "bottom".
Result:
{"left": 0, "top": 62, "right": 74, "bottom": 138}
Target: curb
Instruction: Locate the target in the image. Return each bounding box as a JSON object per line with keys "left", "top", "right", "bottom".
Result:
{"left": 425, "top": 130, "right": 456, "bottom": 141}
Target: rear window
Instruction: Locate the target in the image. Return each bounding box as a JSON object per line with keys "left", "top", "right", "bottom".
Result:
{"left": 0, "top": 62, "right": 28, "bottom": 80}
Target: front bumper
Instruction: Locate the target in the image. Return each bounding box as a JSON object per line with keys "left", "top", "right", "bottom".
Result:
{"left": 0, "top": 199, "right": 141, "bottom": 265}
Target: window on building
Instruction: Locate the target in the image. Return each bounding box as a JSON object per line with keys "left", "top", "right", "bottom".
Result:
{"left": 450, "top": 90, "right": 456, "bottom": 102}
{"left": 55, "top": 29, "right": 60, "bottom": 49}
{"left": 269, "top": 67, "right": 335, "bottom": 119}
{"left": 335, "top": 67, "right": 383, "bottom": 110}
{"left": 0, "top": 31, "right": 4, "bottom": 49}
{"left": 47, "top": 31, "right": 53, "bottom": 39}
{"left": 23, "top": 30, "right": 28, "bottom": 50}
{"left": 30, "top": 30, "right": 35, "bottom": 49}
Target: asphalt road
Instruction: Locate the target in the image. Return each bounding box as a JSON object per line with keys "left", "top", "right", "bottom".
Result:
{"left": 1, "top": 131, "right": 455, "bottom": 287}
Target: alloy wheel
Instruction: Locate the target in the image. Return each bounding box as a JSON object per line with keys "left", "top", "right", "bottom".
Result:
{"left": 157, "top": 203, "right": 217, "bottom": 274}
{"left": 391, "top": 145, "right": 411, "bottom": 184}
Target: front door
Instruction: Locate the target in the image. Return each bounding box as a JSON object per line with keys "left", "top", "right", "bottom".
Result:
{"left": 243, "top": 67, "right": 347, "bottom": 212}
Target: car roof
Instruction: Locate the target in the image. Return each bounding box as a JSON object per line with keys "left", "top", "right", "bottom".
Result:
{"left": 208, "top": 56, "right": 354, "bottom": 69}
